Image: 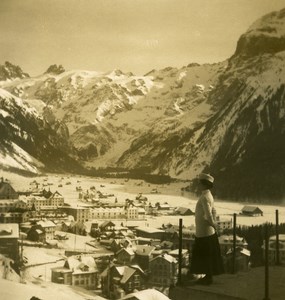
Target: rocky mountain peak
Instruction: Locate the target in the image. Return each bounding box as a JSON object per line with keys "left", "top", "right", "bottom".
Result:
{"left": 0, "top": 61, "right": 30, "bottom": 81}
{"left": 45, "top": 64, "right": 65, "bottom": 75}
{"left": 233, "top": 8, "right": 285, "bottom": 58}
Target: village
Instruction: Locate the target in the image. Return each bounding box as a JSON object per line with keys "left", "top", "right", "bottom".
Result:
{"left": 0, "top": 174, "right": 284, "bottom": 300}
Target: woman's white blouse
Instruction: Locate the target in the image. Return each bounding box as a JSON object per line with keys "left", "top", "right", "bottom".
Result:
{"left": 195, "top": 189, "right": 216, "bottom": 237}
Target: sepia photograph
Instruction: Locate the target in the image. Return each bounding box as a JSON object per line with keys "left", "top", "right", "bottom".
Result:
{"left": 1, "top": 0, "right": 285, "bottom": 299}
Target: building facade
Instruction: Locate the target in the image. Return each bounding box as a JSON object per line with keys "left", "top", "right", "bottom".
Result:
{"left": 0, "top": 223, "right": 20, "bottom": 264}
{"left": 149, "top": 254, "right": 178, "bottom": 287}
{"left": 51, "top": 255, "right": 99, "bottom": 289}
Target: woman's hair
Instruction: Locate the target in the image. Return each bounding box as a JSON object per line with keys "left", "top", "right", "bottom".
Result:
{"left": 199, "top": 179, "right": 213, "bottom": 189}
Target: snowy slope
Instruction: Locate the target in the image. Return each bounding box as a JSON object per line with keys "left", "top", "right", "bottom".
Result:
{"left": 0, "top": 88, "right": 82, "bottom": 174}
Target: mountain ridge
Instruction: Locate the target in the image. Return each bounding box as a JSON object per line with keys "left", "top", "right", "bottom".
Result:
{"left": 1, "top": 8, "right": 285, "bottom": 202}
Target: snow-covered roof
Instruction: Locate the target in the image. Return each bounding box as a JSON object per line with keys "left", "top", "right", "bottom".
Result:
{"left": 37, "top": 220, "right": 56, "bottom": 228}
{"left": 136, "top": 226, "right": 164, "bottom": 234}
{"left": 0, "top": 223, "right": 19, "bottom": 238}
{"left": 122, "top": 288, "right": 170, "bottom": 300}
{"left": 241, "top": 206, "right": 263, "bottom": 213}
{"left": 116, "top": 247, "right": 135, "bottom": 256}
{"left": 169, "top": 249, "right": 188, "bottom": 255}
{"left": 135, "top": 245, "right": 155, "bottom": 256}
{"left": 150, "top": 254, "right": 177, "bottom": 264}
{"left": 66, "top": 255, "right": 98, "bottom": 274}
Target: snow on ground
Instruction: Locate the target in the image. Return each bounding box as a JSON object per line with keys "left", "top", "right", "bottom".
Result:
{"left": 23, "top": 246, "right": 64, "bottom": 266}
{"left": 0, "top": 142, "right": 40, "bottom": 173}
{"left": 0, "top": 254, "right": 20, "bottom": 282}
{"left": 4, "top": 170, "right": 285, "bottom": 228}
{"left": 0, "top": 277, "right": 101, "bottom": 300}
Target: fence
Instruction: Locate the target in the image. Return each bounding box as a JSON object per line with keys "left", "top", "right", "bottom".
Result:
{"left": 177, "top": 209, "right": 282, "bottom": 299}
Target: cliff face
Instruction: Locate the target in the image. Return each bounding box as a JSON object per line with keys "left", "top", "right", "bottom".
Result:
{"left": 191, "top": 8, "right": 285, "bottom": 201}
{"left": 233, "top": 8, "right": 285, "bottom": 58}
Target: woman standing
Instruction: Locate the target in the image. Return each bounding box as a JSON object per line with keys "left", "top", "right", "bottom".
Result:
{"left": 189, "top": 173, "right": 224, "bottom": 285}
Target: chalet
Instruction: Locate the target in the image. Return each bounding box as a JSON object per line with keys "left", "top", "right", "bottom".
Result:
{"left": 51, "top": 255, "right": 99, "bottom": 289}
{"left": 168, "top": 249, "right": 189, "bottom": 267}
{"left": 134, "top": 245, "right": 156, "bottom": 271}
{"left": 241, "top": 206, "right": 263, "bottom": 217}
{"left": 149, "top": 254, "right": 178, "bottom": 287}
{"left": 174, "top": 207, "right": 194, "bottom": 216}
{"left": 101, "top": 264, "right": 146, "bottom": 299}
{"left": 263, "top": 234, "right": 285, "bottom": 265}
{"left": 0, "top": 223, "right": 19, "bottom": 264}
{"left": 111, "top": 238, "right": 134, "bottom": 253}
{"left": 116, "top": 248, "right": 135, "bottom": 265}
{"left": 37, "top": 220, "right": 56, "bottom": 239}
{"left": 224, "top": 247, "right": 251, "bottom": 273}
{"left": 27, "top": 224, "right": 45, "bottom": 242}
{"left": 219, "top": 234, "right": 248, "bottom": 255}
{"left": 0, "top": 178, "right": 18, "bottom": 199}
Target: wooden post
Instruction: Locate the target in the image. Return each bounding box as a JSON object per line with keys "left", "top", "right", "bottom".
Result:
{"left": 264, "top": 224, "right": 270, "bottom": 300}
{"left": 232, "top": 213, "right": 237, "bottom": 274}
{"left": 275, "top": 210, "right": 280, "bottom": 265}
{"left": 178, "top": 218, "right": 183, "bottom": 285}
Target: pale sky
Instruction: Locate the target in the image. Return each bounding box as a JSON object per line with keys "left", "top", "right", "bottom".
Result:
{"left": 0, "top": 0, "right": 285, "bottom": 76}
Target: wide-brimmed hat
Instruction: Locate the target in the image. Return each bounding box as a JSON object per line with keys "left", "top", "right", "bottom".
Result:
{"left": 198, "top": 173, "right": 214, "bottom": 183}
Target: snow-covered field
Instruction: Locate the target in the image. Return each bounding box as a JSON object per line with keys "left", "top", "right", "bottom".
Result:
{"left": 6, "top": 171, "right": 285, "bottom": 228}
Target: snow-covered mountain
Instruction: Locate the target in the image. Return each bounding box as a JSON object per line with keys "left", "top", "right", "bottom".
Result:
{"left": 0, "top": 87, "right": 83, "bottom": 174}
{"left": 1, "top": 8, "right": 285, "bottom": 202}
{"left": 0, "top": 61, "right": 29, "bottom": 81}
{"left": 1, "top": 62, "right": 225, "bottom": 168}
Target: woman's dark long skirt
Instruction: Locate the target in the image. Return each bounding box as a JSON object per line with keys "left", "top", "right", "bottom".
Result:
{"left": 190, "top": 233, "right": 224, "bottom": 275}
